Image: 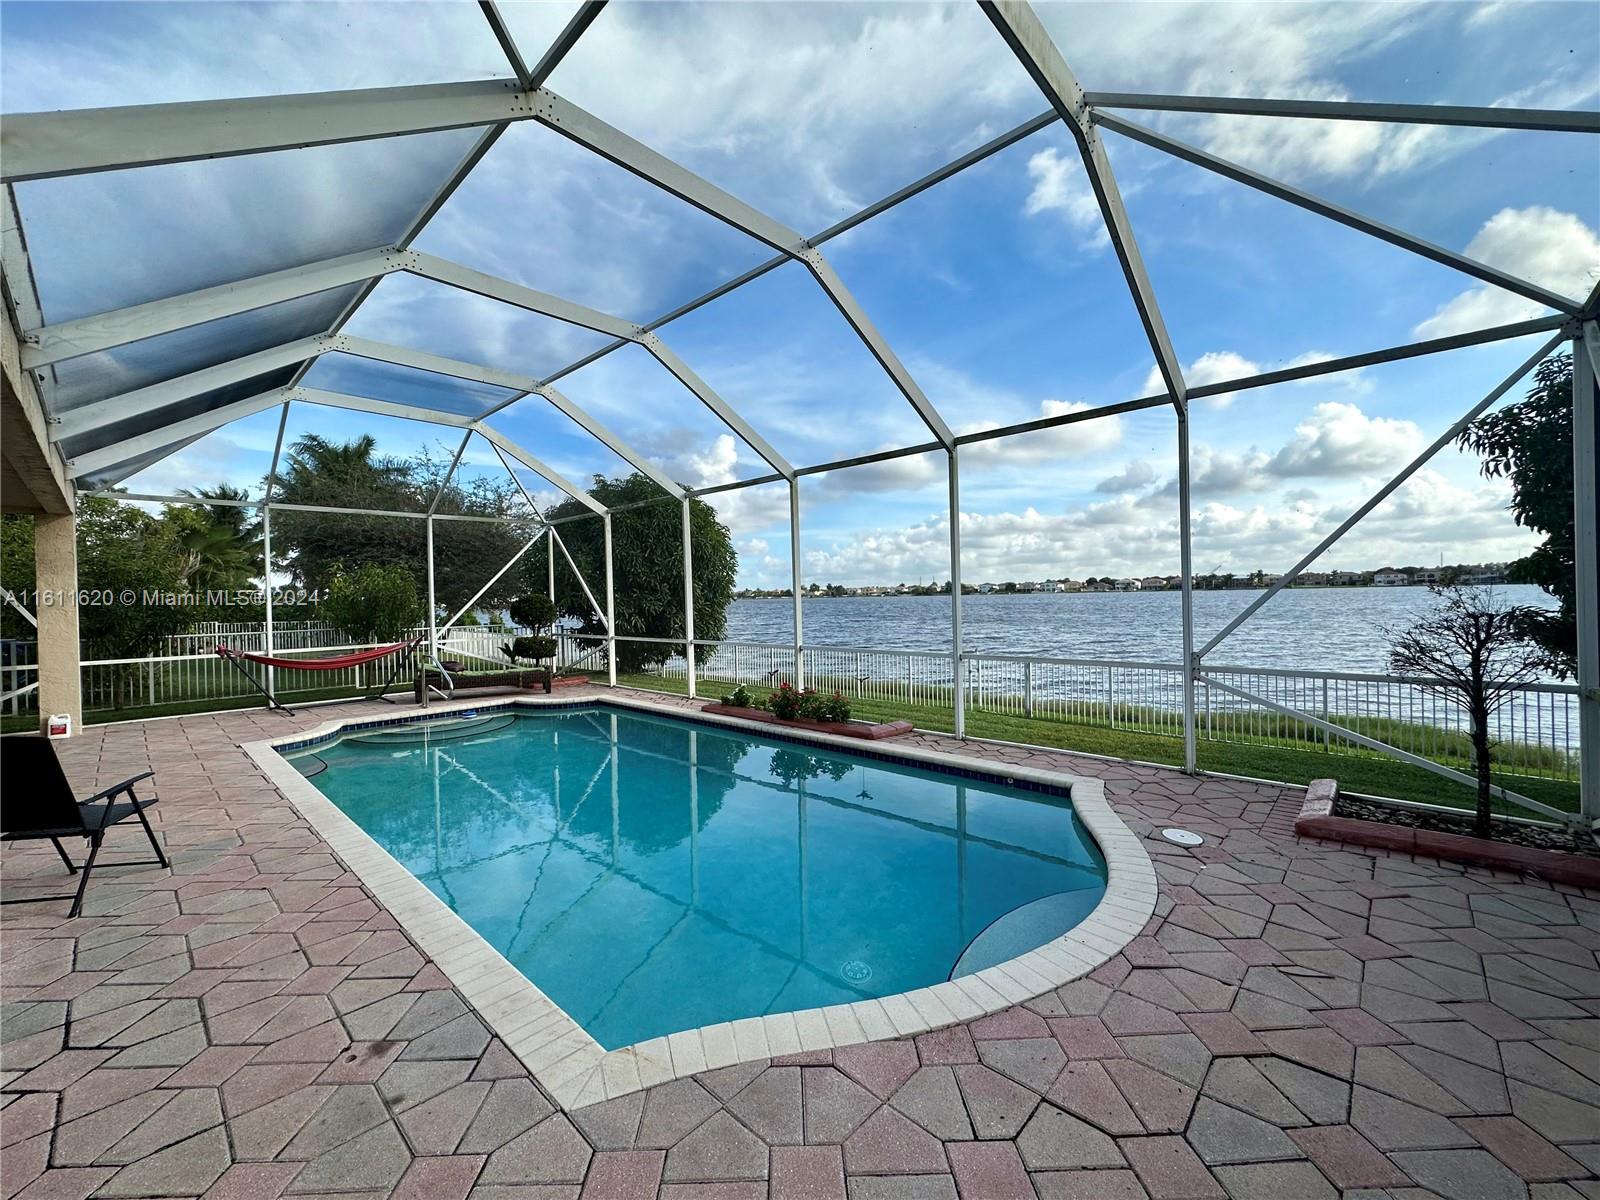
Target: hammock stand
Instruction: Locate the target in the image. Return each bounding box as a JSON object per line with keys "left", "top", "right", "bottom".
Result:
{"left": 216, "top": 636, "right": 425, "bottom": 715}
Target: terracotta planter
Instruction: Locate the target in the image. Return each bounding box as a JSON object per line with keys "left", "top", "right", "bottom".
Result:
{"left": 700, "top": 702, "right": 914, "bottom": 741}
{"left": 1296, "top": 780, "right": 1600, "bottom": 888}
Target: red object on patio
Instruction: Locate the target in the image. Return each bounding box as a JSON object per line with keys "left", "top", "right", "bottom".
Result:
{"left": 215, "top": 639, "right": 418, "bottom": 672}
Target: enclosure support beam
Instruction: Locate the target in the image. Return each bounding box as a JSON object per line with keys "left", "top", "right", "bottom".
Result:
{"left": 1176, "top": 404, "right": 1198, "bottom": 774}
{"left": 32, "top": 512, "right": 81, "bottom": 736}
{"left": 948, "top": 447, "right": 965, "bottom": 738}
{"left": 428, "top": 431, "right": 475, "bottom": 515}
{"left": 1092, "top": 112, "right": 1579, "bottom": 313}
{"left": 1573, "top": 320, "right": 1600, "bottom": 821}
{"left": 789, "top": 479, "right": 804, "bottom": 689}
{"left": 439, "top": 529, "right": 547, "bottom": 638}
{"left": 1199, "top": 333, "right": 1564, "bottom": 660}
{"left": 682, "top": 497, "right": 696, "bottom": 700}
{"left": 425, "top": 517, "right": 438, "bottom": 663}
{"left": 1081, "top": 91, "right": 1600, "bottom": 134}
{"left": 261, "top": 507, "right": 275, "bottom": 702}
{"left": 603, "top": 512, "right": 617, "bottom": 687}
{"left": 981, "top": 0, "right": 1186, "bottom": 400}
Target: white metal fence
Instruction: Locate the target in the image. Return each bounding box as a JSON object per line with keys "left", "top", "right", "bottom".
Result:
{"left": 615, "top": 637, "right": 1581, "bottom": 784}
{"left": 2, "top": 628, "right": 1581, "bottom": 784}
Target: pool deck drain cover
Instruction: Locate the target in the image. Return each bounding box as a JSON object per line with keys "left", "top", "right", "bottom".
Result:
{"left": 840, "top": 960, "right": 872, "bottom": 983}
{"left": 1161, "top": 828, "right": 1204, "bottom": 847}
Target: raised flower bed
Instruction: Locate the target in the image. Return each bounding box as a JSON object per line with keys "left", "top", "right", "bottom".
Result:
{"left": 702, "top": 683, "right": 913, "bottom": 741}
{"left": 1296, "top": 778, "right": 1600, "bottom": 888}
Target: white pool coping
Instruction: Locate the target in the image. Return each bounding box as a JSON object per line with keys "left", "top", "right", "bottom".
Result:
{"left": 244, "top": 691, "right": 1157, "bottom": 1111}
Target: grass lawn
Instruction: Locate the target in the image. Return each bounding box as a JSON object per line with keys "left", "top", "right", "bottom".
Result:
{"left": 611, "top": 672, "right": 1578, "bottom": 820}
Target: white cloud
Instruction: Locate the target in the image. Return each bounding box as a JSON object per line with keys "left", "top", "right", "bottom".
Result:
{"left": 961, "top": 400, "right": 1126, "bottom": 465}
{"left": 1095, "top": 460, "right": 1156, "bottom": 494}
{"left": 1415, "top": 207, "right": 1600, "bottom": 339}
{"left": 1269, "top": 401, "right": 1424, "bottom": 478}
{"left": 1022, "top": 148, "right": 1108, "bottom": 250}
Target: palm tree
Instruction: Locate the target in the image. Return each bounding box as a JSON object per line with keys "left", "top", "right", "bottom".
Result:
{"left": 172, "top": 484, "right": 262, "bottom": 590}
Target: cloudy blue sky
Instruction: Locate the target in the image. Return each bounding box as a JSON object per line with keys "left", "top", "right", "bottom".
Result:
{"left": 4, "top": 0, "right": 1597, "bottom": 589}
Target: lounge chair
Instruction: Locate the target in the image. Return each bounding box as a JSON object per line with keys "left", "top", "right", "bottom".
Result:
{"left": 1, "top": 737, "right": 168, "bottom": 918}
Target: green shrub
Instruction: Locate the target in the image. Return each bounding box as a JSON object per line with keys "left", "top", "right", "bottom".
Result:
{"left": 767, "top": 682, "right": 802, "bottom": 720}
{"left": 722, "top": 684, "right": 756, "bottom": 708}
{"left": 509, "top": 593, "right": 557, "bottom": 631}
{"left": 501, "top": 635, "right": 557, "bottom": 665}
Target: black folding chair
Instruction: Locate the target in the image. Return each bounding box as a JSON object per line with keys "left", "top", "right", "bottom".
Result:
{"left": 1, "top": 736, "right": 168, "bottom": 918}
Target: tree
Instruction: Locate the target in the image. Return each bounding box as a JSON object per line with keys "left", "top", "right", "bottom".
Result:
{"left": 1387, "top": 585, "right": 1545, "bottom": 837}
{"left": 1458, "top": 353, "right": 1577, "bottom": 674}
{"left": 271, "top": 435, "right": 533, "bottom": 617}
{"left": 322, "top": 562, "right": 424, "bottom": 645}
{"left": 530, "top": 474, "right": 736, "bottom": 673}
{"left": 166, "top": 483, "right": 262, "bottom": 590}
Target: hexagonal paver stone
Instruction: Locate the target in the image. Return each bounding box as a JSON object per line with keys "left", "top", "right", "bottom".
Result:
{"left": 725, "top": 1067, "right": 803, "bottom": 1145}
{"left": 481, "top": 1113, "right": 593, "bottom": 1185}
{"left": 287, "top": 1122, "right": 412, "bottom": 1194}
{"left": 96, "top": 1125, "right": 231, "bottom": 1198}
{"left": 1186, "top": 1098, "right": 1302, "bottom": 1165}
{"left": 663, "top": 1111, "right": 768, "bottom": 1182}
{"left": 1015, "top": 1105, "right": 1124, "bottom": 1171}
{"left": 952, "top": 1064, "right": 1038, "bottom": 1139}
{"left": 889, "top": 1067, "right": 972, "bottom": 1142}
{"left": 1389, "top": 1148, "right": 1530, "bottom": 1200}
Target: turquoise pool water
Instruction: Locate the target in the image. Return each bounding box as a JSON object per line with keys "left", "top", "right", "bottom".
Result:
{"left": 288, "top": 705, "right": 1106, "bottom": 1049}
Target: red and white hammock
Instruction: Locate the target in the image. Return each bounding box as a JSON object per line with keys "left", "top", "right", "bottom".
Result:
{"left": 216, "top": 636, "right": 424, "bottom": 714}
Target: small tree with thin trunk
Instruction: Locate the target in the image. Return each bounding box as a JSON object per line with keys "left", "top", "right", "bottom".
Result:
{"left": 1386, "top": 585, "right": 1545, "bottom": 836}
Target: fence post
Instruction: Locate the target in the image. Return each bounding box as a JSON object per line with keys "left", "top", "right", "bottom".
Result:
{"left": 147, "top": 659, "right": 156, "bottom": 707}
{"left": 947, "top": 448, "right": 965, "bottom": 737}
{"left": 1024, "top": 659, "right": 1034, "bottom": 718}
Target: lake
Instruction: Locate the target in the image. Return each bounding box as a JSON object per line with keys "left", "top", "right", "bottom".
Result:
{"left": 723, "top": 585, "right": 1559, "bottom": 675}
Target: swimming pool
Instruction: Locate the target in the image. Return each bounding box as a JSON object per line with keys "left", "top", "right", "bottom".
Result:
{"left": 284, "top": 703, "right": 1109, "bottom": 1051}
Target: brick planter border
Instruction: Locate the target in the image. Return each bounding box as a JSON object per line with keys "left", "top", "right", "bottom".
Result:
{"left": 1296, "top": 778, "right": 1600, "bottom": 888}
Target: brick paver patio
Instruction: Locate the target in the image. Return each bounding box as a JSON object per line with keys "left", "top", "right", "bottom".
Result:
{"left": 3, "top": 688, "right": 1597, "bottom": 1199}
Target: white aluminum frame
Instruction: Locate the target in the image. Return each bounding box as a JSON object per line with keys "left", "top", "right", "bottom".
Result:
{"left": 3, "top": 0, "right": 1596, "bottom": 817}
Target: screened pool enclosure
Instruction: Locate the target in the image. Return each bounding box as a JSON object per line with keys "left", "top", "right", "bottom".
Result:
{"left": 1, "top": 0, "right": 1596, "bottom": 822}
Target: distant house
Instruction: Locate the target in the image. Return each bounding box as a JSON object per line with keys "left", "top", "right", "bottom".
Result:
{"left": 1084, "top": 580, "right": 1112, "bottom": 592}
{"left": 1060, "top": 579, "right": 1083, "bottom": 592}
{"left": 1296, "top": 571, "right": 1331, "bottom": 587}
{"left": 1463, "top": 564, "right": 1506, "bottom": 584}
{"left": 977, "top": 582, "right": 995, "bottom": 594}
{"left": 1412, "top": 569, "right": 1444, "bottom": 585}
{"left": 1329, "top": 570, "right": 1365, "bottom": 586}
{"left": 1140, "top": 576, "right": 1170, "bottom": 591}
{"left": 1373, "top": 569, "right": 1411, "bottom": 587}
{"left": 1113, "top": 578, "right": 1141, "bottom": 592}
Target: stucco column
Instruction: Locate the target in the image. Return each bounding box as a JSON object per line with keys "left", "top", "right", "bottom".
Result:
{"left": 34, "top": 511, "right": 82, "bottom": 735}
